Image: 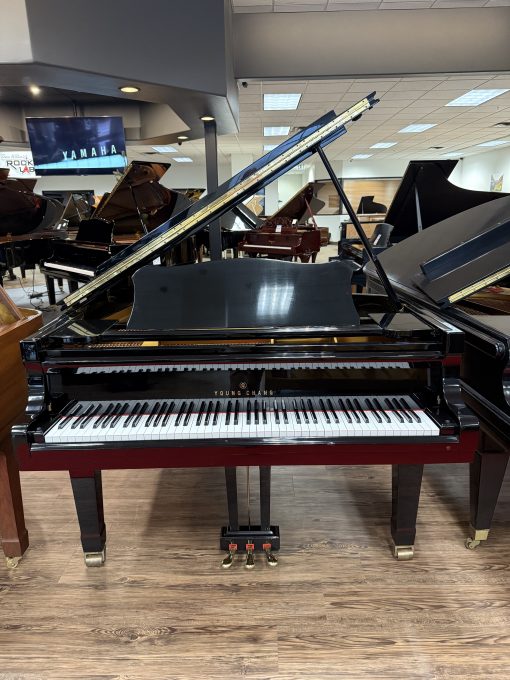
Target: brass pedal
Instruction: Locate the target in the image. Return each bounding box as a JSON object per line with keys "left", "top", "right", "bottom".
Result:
{"left": 245, "top": 542, "right": 255, "bottom": 570}
{"left": 221, "top": 543, "right": 237, "bottom": 569}
{"left": 263, "top": 542, "right": 278, "bottom": 567}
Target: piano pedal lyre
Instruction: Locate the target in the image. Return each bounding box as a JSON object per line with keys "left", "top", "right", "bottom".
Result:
{"left": 221, "top": 543, "right": 238, "bottom": 569}
{"left": 245, "top": 542, "right": 255, "bottom": 570}
{"left": 263, "top": 542, "right": 278, "bottom": 567}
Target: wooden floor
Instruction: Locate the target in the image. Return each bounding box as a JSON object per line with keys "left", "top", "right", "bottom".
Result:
{"left": 1, "top": 463, "right": 510, "bottom": 679}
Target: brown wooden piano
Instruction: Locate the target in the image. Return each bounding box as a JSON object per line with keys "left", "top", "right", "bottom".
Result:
{"left": 0, "top": 287, "right": 42, "bottom": 566}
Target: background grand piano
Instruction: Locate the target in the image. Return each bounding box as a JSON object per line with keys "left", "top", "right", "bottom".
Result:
{"left": 365, "top": 195, "right": 510, "bottom": 551}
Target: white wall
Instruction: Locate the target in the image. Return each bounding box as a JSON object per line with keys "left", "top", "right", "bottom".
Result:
{"left": 450, "top": 148, "right": 510, "bottom": 193}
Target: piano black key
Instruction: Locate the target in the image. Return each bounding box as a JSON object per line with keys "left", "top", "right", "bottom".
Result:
{"left": 103, "top": 402, "right": 123, "bottom": 428}
{"left": 374, "top": 398, "right": 391, "bottom": 423}
{"left": 292, "top": 399, "right": 301, "bottom": 424}
{"left": 385, "top": 397, "right": 403, "bottom": 422}
{"left": 153, "top": 401, "right": 168, "bottom": 428}
{"left": 145, "top": 401, "right": 161, "bottom": 427}
{"left": 246, "top": 400, "right": 251, "bottom": 425}
{"left": 338, "top": 398, "right": 351, "bottom": 423}
{"left": 226, "top": 400, "right": 232, "bottom": 426}
{"left": 123, "top": 402, "right": 141, "bottom": 427}
{"left": 71, "top": 404, "right": 95, "bottom": 429}
{"left": 354, "top": 398, "right": 369, "bottom": 423}
{"left": 326, "top": 398, "right": 339, "bottom": 423}
{"left": 400, "top": 397, "right": 421, "bottom": 422}
{"left": 196, "top": 400, "right": 206, "bottom": 426}
{"left": 365, "top": 398, "right": 382, "bottom": 423}
{"left": 262, "top": 400, "right": 268, "bottom": 425}
{"left": 300, "top": 399, "right": 309, "bottom": 424}
{"left": 184, "top": 401, "right": 194, "bottom": 427}
{"left": 59, "top": 403, "right": 83, "bottom": 428}
{"left": 281, "top": 399, "right": 289, "bottom": 424}
{"left": 254, "top": 400, "right": 259, "bottom": 425}
{"left": 204, "top": 401, "right": 213, "bottom": 426}
{"left": 161, "top": 401, "right": 175, "bottom": 427}
{"left": 319, "top": 398, "right": 330, "bottom": 424}
{"left": 307, "top": 399, "right": 316, "bottom": 423}
{"left": 212, "top": 400, "right": 220, "bottom": 426}
{"left": 132, "top": 401, "right": 149, "bottom": 428}
{"left": 94, "top": 403, "right": 114, "bottom": 429}
{"left": 274, "top": 399, "right": 280, "bottom": 424}
{"left": 391, "top": 397, "right": 412, "bottom": 423}
{"left": 346, "top": 398, "right": 360, "bottom": 423}
{"left": 175, "top": 401, "right": 187, "bottom": 427}
{"left": 234, "top": 400, "right": 240, "bottom": 426}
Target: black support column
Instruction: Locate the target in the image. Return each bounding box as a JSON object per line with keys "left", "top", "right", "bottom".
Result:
{"left": 204, "top": 118, "right": 222, "bottom": 261}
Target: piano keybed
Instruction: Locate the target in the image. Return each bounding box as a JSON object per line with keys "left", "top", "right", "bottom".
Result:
{"left": 44, "top": 394, "right": 440, "bottom": 445}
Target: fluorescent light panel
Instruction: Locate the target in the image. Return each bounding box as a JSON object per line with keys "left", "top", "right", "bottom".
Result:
{"left": 263, "top": 93, "right": 302, "bottom": 110}
{"left": 264, "top": 126, "right": 290, "bottom": 136}
{"left": 173, "top": 156, "right": 193, "bottom": 162}
{"left": 152, "top": 145, "right": 177, "bottom": 153}
{"left": 398, "top": 123, "right": 437, "bottom": 133}
{"left": 351, "top": 154, "right": 372, "bottom": 160}
{"left": 442, "top": 151, "right": 463, "bottom": 157}
{"left": 370, "top": 142, "right": 397, "bottom": 149}
{"left": 477, "top": 139, "right": 509, "bottom": 147}
{"left": 264, "top": 144, "right": 278, "bottom": 151}
{"left": 446, "top": 89, "right": 509, "bottom": 107}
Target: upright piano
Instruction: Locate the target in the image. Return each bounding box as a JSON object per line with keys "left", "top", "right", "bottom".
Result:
{"left": 340, "top": 160, "right": 509, "bottom": 267}
{"left": 39, "top": 161, "right": 192, "bottom": 303}
{"left": 13, "top": 94, "right": 478, "bottom": 568}
{"left": 364, "top": 196, "right": 510, "bottom": 550}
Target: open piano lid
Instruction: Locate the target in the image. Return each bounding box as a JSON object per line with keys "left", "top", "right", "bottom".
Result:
{"left": 368, "top": 195, "right": 510, "bottom": 307}
{"left": 61, "top": 93, "right": 378, "bottom": 312}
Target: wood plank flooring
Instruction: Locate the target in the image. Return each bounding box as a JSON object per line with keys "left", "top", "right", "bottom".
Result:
{"left": 1, "top": 462, "right": 509, "bottom": 679}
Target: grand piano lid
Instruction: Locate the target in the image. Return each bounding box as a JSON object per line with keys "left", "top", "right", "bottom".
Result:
{"left": 366, "top": 195, "right": 510, "bottom": 307}
{"left": 272, "top": 183, "right": 325, "bottom": 223}
{"left": 62, "top": 93, "right": 378, "bottom": 310}
{"left": 385, "top": 160, "right": 509, "bottom": 243}
{"left": 0, "top": 174, "right": 66, "bottom": 238}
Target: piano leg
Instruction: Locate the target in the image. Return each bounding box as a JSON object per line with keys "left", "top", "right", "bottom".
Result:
{"left": 68, "top": 280, "right": 79, "bottom": 294}
{"left": 69, "top": 471, "right": 106, "bottom": 567}
{"left": 390, "top": 463, "right": 424, "bottom": 560}
{"left": 466, "top": 432, "right": 509, "bottom": 550}
{"left": 0, "top": 435, "right": 29, "bottom": 567}
{"left": 45, "top": 275, "right": 56, "bottom": 306}
{"left": 225, "top": 466, "right": 239, "bottom": 532}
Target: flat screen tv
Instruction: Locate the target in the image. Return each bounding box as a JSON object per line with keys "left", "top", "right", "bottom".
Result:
{"left": 26, "top": 116, "right": 127, "bottom": 176}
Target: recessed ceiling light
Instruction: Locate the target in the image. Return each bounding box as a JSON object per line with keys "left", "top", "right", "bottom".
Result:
{"left": 446, "top": 88, "right": 509, "bottom": 107}
{"left": 200, "top": 115, "right": 215, "bottom": 121}
{"left": 119, "top": 86, "right": 140, "bottom": 93}
{"left": 173, "top": 157, "right": 193, "bottom": 162}
{"left": 370, "top": 142, "right": 397, "bottom": 149}
{"left": 152, "top": 145, "right": 177, "bottom": 153}
{"left": 29, "top": 85, "right": 41, "bottom": 95}
{"left": 264, "top": 126, "right": 291, "bottom": 137}
{"left": 263, "top": 94, "right": 302, "bottom": 111}
{"left": 351, "top": 154, "right": 372, "bottom": 160}
{"left": 177, "top": 135, "right": 188, "bottom": 140}
{"left": 476, "top": 139, "right": 510, "bottom": 147}
{"left": 398, "top": 123, "right": 437, "bottom": 133}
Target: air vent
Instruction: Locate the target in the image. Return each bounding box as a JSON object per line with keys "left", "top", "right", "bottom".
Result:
{"left": 429, "top": 146, "right": 444, "bottom": 149}
{"left": 493, "top": 121, "right": 510, "bottom": 127}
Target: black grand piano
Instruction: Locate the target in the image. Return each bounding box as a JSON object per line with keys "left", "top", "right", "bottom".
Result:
{"left": 13, "top": 94, "right": 478, "bottom": 569}
{"left": 365, "top": 196, "right": 510, "bottom": 551}
{"left": 39, "top": 161, "right": 192, "bottom": 303}
{"left": 0, "top": 171, "right": 68, "bottom": 284}
{"left": 339, "top": 160, "right": 509, "bottom": 268}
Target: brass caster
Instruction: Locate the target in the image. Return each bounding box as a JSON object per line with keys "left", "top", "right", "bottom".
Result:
{"left": 465, "top": 538, "right": 481, "bottom": 550}
{"left": 393, "top": 545, "right": 414, "bottom": 561}
{"left": 84, "top": 548, "right": 106, "bottom": 567}
{"left": 5, "top": 556, "right": 21, "bottom": 569}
